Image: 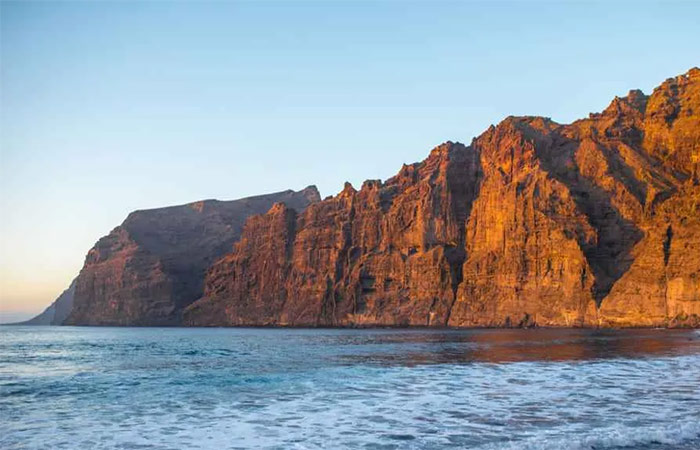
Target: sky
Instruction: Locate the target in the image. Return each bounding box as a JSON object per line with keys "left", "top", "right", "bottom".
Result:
{"left": 1, "top": 0, "right": 699, "bottom": 322}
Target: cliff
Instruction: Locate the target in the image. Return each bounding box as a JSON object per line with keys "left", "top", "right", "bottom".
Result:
{"left": 186, "top": 143, "right": 481, "bottom": 326}
{"left": 62, "top": 187, "right": 320, "bottom": 325}
{"left": 184, "top": 68, "right": 700, "bottom": 328}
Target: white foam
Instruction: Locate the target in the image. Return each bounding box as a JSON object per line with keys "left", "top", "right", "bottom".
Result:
{"left": 481, "top": 420, "right": 700, "bottom": 450}
{"left": 2, "top": 328, "right": 700, "bottom": 449}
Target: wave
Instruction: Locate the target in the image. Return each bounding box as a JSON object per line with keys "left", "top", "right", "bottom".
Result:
{"left": 484, "top": 420, "right": 700, "bottom": 450}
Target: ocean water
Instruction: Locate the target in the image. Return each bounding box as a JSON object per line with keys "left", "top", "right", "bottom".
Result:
{"left": 1, "top": 327, "right": 699, "bottom": 450}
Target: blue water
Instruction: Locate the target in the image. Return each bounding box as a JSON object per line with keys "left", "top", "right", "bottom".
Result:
{"left": 1, "top": 327, "right": 699, "bottom": 449}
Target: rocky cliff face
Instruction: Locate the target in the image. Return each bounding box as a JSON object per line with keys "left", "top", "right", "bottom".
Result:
{"left": 186, "top": 143, "right": 481, "bottom": 326}
{"left": 185, "top": 68, "right": 699, "bottom": 328}
{"left": 63, "top": 187, "right": 320, "bottom": 325}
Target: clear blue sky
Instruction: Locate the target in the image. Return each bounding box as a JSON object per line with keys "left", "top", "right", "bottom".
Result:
{"left": 1, "top": 0, "right": 699, "bottom": 321}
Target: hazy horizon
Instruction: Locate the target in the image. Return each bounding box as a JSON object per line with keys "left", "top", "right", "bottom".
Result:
{"left": 2, "top": 0, "right": 700, "bottom": 322}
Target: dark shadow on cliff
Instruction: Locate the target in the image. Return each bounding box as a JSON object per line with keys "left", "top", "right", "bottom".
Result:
{"left": 531, "top": 127, "right": 645, "bottom": 305}
{"left": 444, "top": 144, "right": 483, "bottom": 325}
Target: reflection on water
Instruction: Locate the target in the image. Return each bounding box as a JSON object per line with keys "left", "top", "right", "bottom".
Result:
{"left": 331, "top": 328, "right": 700, "bottom": 365}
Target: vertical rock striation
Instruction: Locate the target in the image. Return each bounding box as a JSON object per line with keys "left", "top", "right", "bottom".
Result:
{"left": 186, "top": 142, "right": 482, "bottom": 326}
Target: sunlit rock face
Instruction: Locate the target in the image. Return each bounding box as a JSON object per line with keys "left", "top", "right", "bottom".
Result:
{"left": 186, "top": 142, "right": 481, "bottom": 327}
{"left": 47, "top": 68, "right": 700, "bottom": 328}
{"left": 185, "top": 68, "right": 700, "bottom": 328}
{"left": 64, "top": 187, "right": 320, "bottom": 326}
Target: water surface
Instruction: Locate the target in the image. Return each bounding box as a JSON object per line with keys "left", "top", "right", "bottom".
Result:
{"left": 1, "top": 327, "right": 699, "bottom": 449}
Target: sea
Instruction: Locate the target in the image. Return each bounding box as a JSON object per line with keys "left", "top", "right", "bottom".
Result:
{"left": 1, "top": 326, "right": 699, "bottom": 449}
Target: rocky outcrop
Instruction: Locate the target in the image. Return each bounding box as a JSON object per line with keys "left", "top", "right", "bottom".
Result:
{"left": 185, "top": 67, "right": 700, "bottom": 328}
{"left": 63, "top": 187, "right": 320, "bottom": 325}
{"left": 643, "top": 69, "right": 700, "bottom": 182}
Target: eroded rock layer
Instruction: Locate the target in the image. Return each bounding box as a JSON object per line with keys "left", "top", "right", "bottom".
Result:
{"left": 185, "top": 68, "right": 700, "bottom": 328}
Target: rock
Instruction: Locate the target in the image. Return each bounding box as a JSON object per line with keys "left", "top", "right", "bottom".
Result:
{"left": 185, "top": 68, "right": 700, "bottom": 328}
{"left": 185, "top": 142, "right": 482, "bottom": 326}
{"left": 64, "top": 187, "right": 320, "bottom": 325}
{"left": 598, "top": 184, "right": 700, "bottom": 327}
{"left": 643, "top": 68, "right": 700, "bottom": 182}
{"left": 39, "top": 68, "right": 700, "bottom": 328}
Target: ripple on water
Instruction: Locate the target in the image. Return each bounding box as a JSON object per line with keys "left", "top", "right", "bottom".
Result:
{"left": 1, "top": 327, "right": 699, "bottom": 449}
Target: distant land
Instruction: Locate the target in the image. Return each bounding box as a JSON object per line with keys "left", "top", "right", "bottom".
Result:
{"left": 19, "top": 68, "right": 700, "bottom": 328}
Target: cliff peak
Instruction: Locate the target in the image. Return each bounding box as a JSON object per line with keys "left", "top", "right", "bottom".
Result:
{"left": 602, "top": 90, "right": 648, "bottom": 117}
{"left": 300, "top": 185, "right": 322, "bottom": 203}
{"left": 339, "top": 181, "right": 357, "bottom": 197}
{"left": 361, "top": 179, "right": 382, "bottom": 191}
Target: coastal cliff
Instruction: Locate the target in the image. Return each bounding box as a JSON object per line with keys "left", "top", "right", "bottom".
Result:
{"left": 62, "top": 187, "right": 320, "bottom": 325}
{"left": 185, "top": 68, "right": 700, "bottom": 328}
{"left": 29, "top": 68, "right": 699, "bottom": 328}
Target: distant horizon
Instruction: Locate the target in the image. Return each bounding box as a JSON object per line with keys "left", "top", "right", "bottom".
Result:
{"left": 2, "top": 1, "right": 700, "bottom": 321}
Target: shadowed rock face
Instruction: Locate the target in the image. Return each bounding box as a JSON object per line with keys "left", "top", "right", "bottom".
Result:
{"left": 63, "top": 187, "right": 320, "bottom": 326}
{"left": 185, "top": 67, "right": 700, "bottom": 328}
